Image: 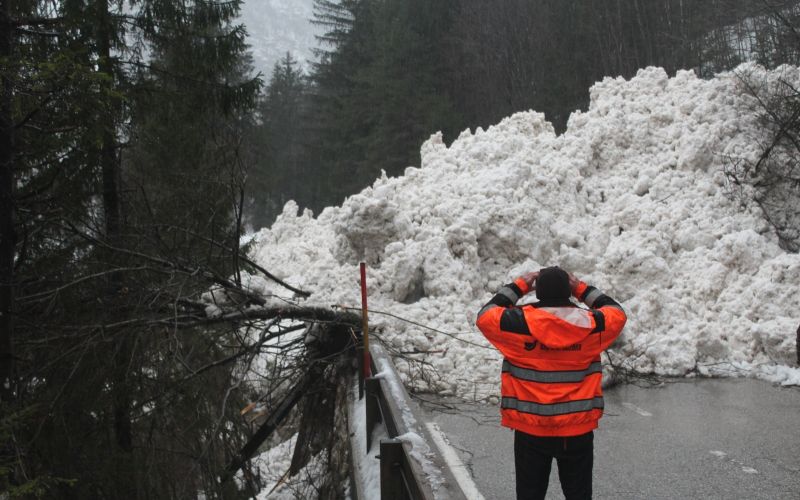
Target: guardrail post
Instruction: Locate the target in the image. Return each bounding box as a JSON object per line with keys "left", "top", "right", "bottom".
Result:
{"left": 380, "top": 439, "right": 409, "bottom": 500}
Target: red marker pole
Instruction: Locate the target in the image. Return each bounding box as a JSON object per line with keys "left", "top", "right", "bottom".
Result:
{"left": 360, "top": 262, "right": 371, "bottom": 380}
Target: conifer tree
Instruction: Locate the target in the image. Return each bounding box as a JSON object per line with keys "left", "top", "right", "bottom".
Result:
{"left": 358, "top": 0, "right": 459, "bottom": 173}
{"left": 2, "top": 0, "right": 262, "bottom": 497}
{"left": 306, "top": 0, "right": 373, "bottom": 209}
{"left": 250, "top": 52, "right": 309, "bottom": 227}
{"left": 0, "top": 0, "right": 15, "bottom": 406}
{"left": 307, "top": 0, "right": 459, "bottom": 210}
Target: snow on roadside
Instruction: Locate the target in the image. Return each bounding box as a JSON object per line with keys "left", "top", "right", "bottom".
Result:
{"left": 243, "top": 434, "right": 296, "bottom": 498}
{"left": 248, "top": 63, "right": 800, "bottom": 396}
{"left": 246, "top": 433, "right": 333, "bottom": 499}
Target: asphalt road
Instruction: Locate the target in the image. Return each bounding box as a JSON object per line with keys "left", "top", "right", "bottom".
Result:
{"left": 418, "top": 378, "right": 800, "bottom": 500}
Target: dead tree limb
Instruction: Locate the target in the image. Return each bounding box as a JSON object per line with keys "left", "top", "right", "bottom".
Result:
{"left": 139, "top": 223, "right": 311, "bottom": 298}
{"left": 220, "top": 368, "right": 316, "bottom": 483}
{"left": 155, "top": 306, "right": 361, "bottom": 330}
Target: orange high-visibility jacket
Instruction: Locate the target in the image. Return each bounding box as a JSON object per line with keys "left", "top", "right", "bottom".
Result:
{"left": 476, "top": 278, "right": 627, "bottom": 437}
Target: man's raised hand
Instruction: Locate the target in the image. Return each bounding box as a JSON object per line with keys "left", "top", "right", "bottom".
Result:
{"left": 519, "top": 271, "right": 540, "bottom": 291}
{"left": 567, "top": 271, "right": 581, "bottom": 295}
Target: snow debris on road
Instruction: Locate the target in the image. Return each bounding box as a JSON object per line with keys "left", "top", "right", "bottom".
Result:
{"left": 247, "top": 63, "right": 800, "bottom": 396}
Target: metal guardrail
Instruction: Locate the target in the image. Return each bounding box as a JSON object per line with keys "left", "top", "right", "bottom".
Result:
{"left": 379, "top": 439, "right": 428, "bottom": 500}
{"left": 365, "top": 380, "right": 429, "bottom": 499}
{"left": 357, "top": 343, "right": 469, "bottom": 500}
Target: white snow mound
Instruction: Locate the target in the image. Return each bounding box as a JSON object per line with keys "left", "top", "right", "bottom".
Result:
{"left": 249, "top": 64, "right": 800, "bottom": 395}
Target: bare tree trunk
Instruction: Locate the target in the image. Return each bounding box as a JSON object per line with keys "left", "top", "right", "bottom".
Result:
{"left": 0, "top": 0, "right": 16, "bottom": 403}
{"left": 97, "top": 0, "right": 120, "bottom": 242}
{"left": 95, "top": 0, "right": 132, "bottom": 453}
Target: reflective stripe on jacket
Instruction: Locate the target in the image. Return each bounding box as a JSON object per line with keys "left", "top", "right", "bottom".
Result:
{"left": 476, "top": 278, "right": 627, "bottom": 437}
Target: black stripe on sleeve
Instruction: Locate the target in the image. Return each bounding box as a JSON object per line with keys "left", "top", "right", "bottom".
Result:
{"left": 507, "top": 282, "right": 523, "bottom": 297}
{"left": 487, "top": 295, "right": 511, "bottom": 307}
{"left": 488, "top": 282, "right": 524, "bottom": 308}
{"left": 500, "top": 308, "right": 530, "bottom": 335}
{"left": 582, "top": 285, "right": 624, "bottom": 311}
{"left": 580, "top": 285, "right": 597, "bottom": 302}
{"left": 590, "top": 309, "right": 605, "bottom": 333}
{"left": 592, "top": 294, "right": 622, "bottom": 310}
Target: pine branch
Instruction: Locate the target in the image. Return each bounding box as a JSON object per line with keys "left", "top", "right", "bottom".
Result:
{"left": 148, "top": 224, "right": 311, "bottom": 298}
{"left": 12, "top": 16, "right": 64, "bottom": 27}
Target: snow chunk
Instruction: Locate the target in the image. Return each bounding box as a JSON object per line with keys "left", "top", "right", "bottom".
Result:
{"left": 204, "top": 304, "right": 222, "bottom": 319}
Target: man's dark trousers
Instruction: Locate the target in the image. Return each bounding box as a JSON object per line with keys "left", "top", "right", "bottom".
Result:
{"left": 514, "top": 430, "right": 593, "bottom": 500}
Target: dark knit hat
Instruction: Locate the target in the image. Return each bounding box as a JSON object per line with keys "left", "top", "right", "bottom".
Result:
{"left": 535, "top": 267, "right": 570, "bottom": 300}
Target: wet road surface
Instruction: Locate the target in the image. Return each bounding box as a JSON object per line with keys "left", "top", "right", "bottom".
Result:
{"left": 418, "top": 378, "right": 800, "bottom": 499}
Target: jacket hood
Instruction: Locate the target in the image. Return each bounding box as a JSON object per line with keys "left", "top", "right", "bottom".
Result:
{"left": 526, "top": 306, "right": 594, "bottom": 348}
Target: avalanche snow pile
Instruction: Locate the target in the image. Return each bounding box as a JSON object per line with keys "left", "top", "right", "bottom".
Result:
{"left": 247, "top": 64, "right": 800, "bottom": 394}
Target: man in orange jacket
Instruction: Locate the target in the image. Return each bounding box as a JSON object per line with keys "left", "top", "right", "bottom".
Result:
{"left": 476, "top": 266, "right": 627, "bottom": 500}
